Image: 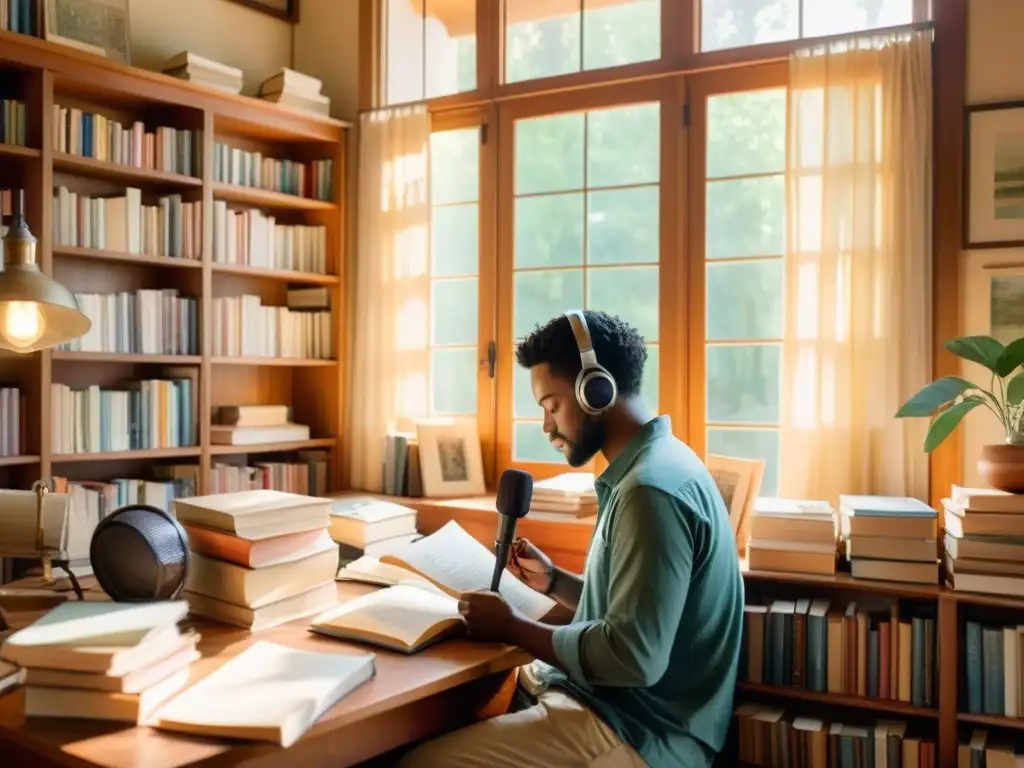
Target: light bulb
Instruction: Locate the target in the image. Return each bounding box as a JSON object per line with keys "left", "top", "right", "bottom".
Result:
{"left": 2, "top": 301, "right": 45, "bottom": 349}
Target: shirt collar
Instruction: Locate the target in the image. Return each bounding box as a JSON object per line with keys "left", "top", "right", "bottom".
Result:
{"left": 595, "top": 415, "right": 672, "bottom": 492}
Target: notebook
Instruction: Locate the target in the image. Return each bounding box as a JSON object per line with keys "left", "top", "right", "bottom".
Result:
{"left": 152, "top": 640, "right": 375, "bottom": 747}
{"left": 309, "top": 583, "right": 463, "bottom": 653}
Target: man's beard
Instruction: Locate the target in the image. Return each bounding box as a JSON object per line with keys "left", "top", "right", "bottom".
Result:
{"left": 555, "top": 417, "right": 606, "bottom": 468}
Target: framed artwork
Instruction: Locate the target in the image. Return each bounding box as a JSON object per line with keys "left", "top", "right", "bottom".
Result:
{"left": 966, "top": 101, "right": 1024, "bottom": 248}
{"left": 44, "top": 0, "right": 131, "bottom": 65}
{"left": 986, "top": 266, "right": 1024, "bottom": 345}
{"left": 415, "top": 418, "right": 486, "bottom": 498}
{"left": 225, "top": 0, "right": 299, "bottom": 23}
{"left": 706, "top": 453, "right": 765, "bottom": 558}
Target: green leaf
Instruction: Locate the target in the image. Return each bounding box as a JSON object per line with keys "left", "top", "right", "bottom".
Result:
{"left": 996, "top": 338, "right": 1024, "bottom": 377}
{"left": 895, "top": 376, "right": 976, "bottom": 417}
{"left": 945, "top": 336, "right": 1007, "bottom": 373}
{"left": 924, "top": 397, "right": 985, "bottom": 452}
{"left": 1008, "top": 372, "right": 1024, "bottom": 405}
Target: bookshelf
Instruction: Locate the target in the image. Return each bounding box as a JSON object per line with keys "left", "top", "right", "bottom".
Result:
{"left": 0, "top": 32, "right": 349, "bottom": 523}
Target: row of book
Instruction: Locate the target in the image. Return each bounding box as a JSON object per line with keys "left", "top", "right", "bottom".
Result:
{"left": 53, "top": 186, "right": 203, "bottom": 260}
{"left": 1, "top": 0, "right": 36, "bottom": 37}
{"left": 50, "top": 377, "right": 197, "bottom": 454}
{"left": 733, "top": 704, "right": 934, "bottom": 767}
{"left": 0, "top": 386, "right": 20, "bottom": 457}
{"left": 210, "top": 451, "right": 329, "bottom": 496}
{"left": 56, "top": 289, "right": 199, "bottom": 356}
{"left": 964, "top": 619, "right": 1024, "bottom": 718}
{"left": 1, "top": 98, "right": 26, "bottom": 146}
{"left": 212, "top": 201, "right": 328, "bottom": 274}
{"left": 742, "top": 597, "right": 936, "bottom": 708}
{"left": 213, "top": 142, "right": 333, "bottom": 201}
{"left": 52, "top": 105, "right": 198, "bottom": 177}
{"left": 211, "top": 295, "right": 332, "bottom": 359}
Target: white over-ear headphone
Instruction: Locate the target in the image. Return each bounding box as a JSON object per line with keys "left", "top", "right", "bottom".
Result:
{"left": 564, "top": 310, "right": 617, "bottom": 416}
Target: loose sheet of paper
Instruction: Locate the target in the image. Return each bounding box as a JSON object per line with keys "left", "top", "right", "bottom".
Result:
{"left": 382, "top": 521, "right": 555, "bottom": 621}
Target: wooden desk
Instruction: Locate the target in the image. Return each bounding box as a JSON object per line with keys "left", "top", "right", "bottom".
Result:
{"left": 0, "top": 581, "right": 530, "bottom": 768}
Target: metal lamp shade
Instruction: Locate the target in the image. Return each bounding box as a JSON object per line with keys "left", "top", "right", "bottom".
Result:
{"left": 0, "top": 265, "right": 91, "bottom": 353}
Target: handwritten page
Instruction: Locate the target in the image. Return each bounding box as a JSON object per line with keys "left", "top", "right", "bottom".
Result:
{"left": 381, "top": 521, "right": 556, "bottom": 621}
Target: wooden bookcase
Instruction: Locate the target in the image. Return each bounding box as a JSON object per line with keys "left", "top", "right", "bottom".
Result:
{"left": 733, "top": 568, "right": 1024, "bottom": 767}
{"left": 0, "top": 31, "right": 349, "bottom": 507}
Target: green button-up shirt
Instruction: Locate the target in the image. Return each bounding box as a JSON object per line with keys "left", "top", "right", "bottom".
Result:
{"left": 536, "top": 416, "right": 744, "bottom": 767}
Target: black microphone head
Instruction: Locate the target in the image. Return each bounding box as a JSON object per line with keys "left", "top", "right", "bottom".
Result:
{"left": 496, "top": 469, "right": 533, "bottom": 519}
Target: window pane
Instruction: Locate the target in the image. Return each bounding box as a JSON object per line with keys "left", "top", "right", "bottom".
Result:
{"left": 706, "top": 176, "right": 785, "bottom": 259}
{"left": 707, "top": 90, "right": 786, "bottom": 178}
{"left": 706, "top": 260, "right": 784, "bottom": 340}
{"left": 516, "top": 114, "right": 585, "bottom": 195}
{"left": 514, "top": 421, "right": 560, "bottom": 463}
{"left": 700, "top": 0, "right": 798, "bottom": 52}
{"left": 515, "top": 269, "right": 585, "bottom": 339}
{"left": 642, "top": 343, "right": 659, "bottom": 415}
{"left": 587, "top": 186, "right": 659, "bottom": 266}
{"left": 432, "top": 204, "right": 478, "bottom": 277}
{"left": 431, "top": 128, "right": 479, "bottom": 204}
{"left": 802, "top": 0, "right": 913, "bottom": 38}
{"left": 583, "top": 0, "right": 660, "bottom": 71}
{"left": 515, "top": 194, "right": 585, "bottom": 269}
{"left": 707, "top": 427, "right": 780, "bottom": 495}
{"left": 385, "top": 0, "right": 477, "bottom": 105}
{"left": 587, "top": 266, "right": 659, "bottom": 341}
{"left": 432, "top": 348, "right": 478, "bottom": 414}
{"left": 514, "top": 362, "right": 537, "bottom": 419}
{"left": 706, "top": 344, "right": 781, "bottom": 424}
{"left": 505, "top": 0, "right": 581, "bottom": 84}
{"left": 432, "top": 278, "right": 478, "bottom": 346}
{"left": 587, "top": 104, "right": 660, "bottom": 188}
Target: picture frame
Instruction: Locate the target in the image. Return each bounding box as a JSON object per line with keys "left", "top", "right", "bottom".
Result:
{"left": 43, "top": 0, "right": 131, "bottom": 65}
{"left": 706, "top": 453, "right": 765, "bottom": 558}
{"left": 414, "top": 418, "right": 486, "bottom": 498}
{"left": 965, "top": 101, "right": 1024, "bottom": 249}
{"left": 225, "top": 0, "right": 299, "bottom": 23}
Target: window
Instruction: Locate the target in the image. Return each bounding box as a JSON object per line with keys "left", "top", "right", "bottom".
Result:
{"left": 384, "top": 0, "right": 477, "bottom": 104}
{"left": 699, "top": 85, "right": 787, "bottom": 495}
{"left": 507, "top": 100, "right": 661, "bottom": 466}
{"left": 699, "top": 0, "right": 917, "bottom": 52}
{"left": 429, "top": 126, "right": 481, "bottom": 416}
{"left": 504, "top": 0, "right": 660, "bottom": 84}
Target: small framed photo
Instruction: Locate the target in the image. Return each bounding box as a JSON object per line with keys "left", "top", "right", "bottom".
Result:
{"left": 966, "top": 101, "right": 1024, "bottom": 249}
{"left": 44, "top": 0, "right": 131, "bottom": 65}
{"left": 225, "top": 0, "right": 299, "bottom": 23}
{"left": 415, "top": 418, "right": 486, "bottom": 498}
{"left": 706, "top": 453, "right": 765, "bottom": 557}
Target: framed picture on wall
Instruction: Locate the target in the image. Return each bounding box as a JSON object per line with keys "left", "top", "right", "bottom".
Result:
{"left": 44, "top": 0, "right": 131, "bottom": 65}
{"left": 414, "top": 418, "right": 486, "bottom": 498}
{"left": 966, "top": 101, "right": 1024, "bottom": 249}
{"left": 225, "top": 0, "right": 299, "bottom": 23}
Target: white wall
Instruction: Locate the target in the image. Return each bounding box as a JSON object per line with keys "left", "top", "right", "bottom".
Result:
{"left": 959, "top": 0, "right": 1024, "bottom": 487}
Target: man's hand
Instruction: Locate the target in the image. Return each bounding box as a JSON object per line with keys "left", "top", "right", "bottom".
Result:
{"left": 506, "top": 538, "right": 555, "bottom": 594}
{"left": 458, "top": 589, "right": 518, "bottom": 643}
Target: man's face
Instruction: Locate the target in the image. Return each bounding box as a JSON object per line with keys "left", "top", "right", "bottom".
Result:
{"left": 530, "top": 363, "right": 606, "bottom": 467}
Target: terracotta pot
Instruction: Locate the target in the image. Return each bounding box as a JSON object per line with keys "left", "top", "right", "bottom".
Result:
{"left": 977, "top": 444, "right": 1024, "bottom": 493}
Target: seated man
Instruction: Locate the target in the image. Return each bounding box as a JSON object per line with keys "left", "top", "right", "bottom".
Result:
{"left": 399, "top": 310, "right": 744, "bottom": 768}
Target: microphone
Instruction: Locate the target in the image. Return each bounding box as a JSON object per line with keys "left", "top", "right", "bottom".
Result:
{"left": 491, "top": 469, "right": 533, "bottom": 592}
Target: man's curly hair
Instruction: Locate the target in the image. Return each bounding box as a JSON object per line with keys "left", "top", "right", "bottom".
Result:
{"left": 514, "top": 310, "right": 648, "bottom": 398}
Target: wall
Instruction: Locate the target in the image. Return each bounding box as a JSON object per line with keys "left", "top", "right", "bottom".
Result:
{"left": 128, "top": 0, "right": 293, "bottom": 96}
{"left": 960, "top": 0, "right": 1024, "bottom": 487}
{"left": 292, "top": 0, "right": 361, "bottom": 121}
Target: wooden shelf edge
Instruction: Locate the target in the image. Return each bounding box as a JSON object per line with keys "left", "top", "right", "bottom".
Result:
{"left": 740, "top": 565, "right": 944, "bottom": 598}
{"left": 736, "top": 682, "right": 938, "bottom": 718}
{"left": 210, "top": 263, "right": 340, "bottom": 285}
{"left": 52, "top": 352, "right": 201, "bottom": 364}
{"left": 0, "top": 143, "right": 40, "bottom": 158}
{"left": 52, "top": 447, "right": 201, "bottom": 463}
{"left": 210, "top": 357, "right": 336, "bottom": 367}
{"left": 209, "top": 438, "right": 336, "bottom": 456}
{"left": 0, "top": 455, "right": 40, "bottom": 467}
{"left": 52, "top": 245, "right": 203, "bottom": 269}
{"left": 957, "top": 712, "right": 1024, "bottom": 730}
{"left": 212, "top": 182, "right": 336, "bottom": 211}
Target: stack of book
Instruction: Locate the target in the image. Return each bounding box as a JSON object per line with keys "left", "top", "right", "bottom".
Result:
{"left": 530, "top": 473, "right": 598, "bottom": 518}
{"left": 1, "top": 601, "right": 199, "bottom": 724}
{"left": 839, "top": 495, "right": 939, "bottom": 584}
{"left": 259, "top": 68, "right": 330, "bottom": 116}
{"left": 175, "top": 489, "right": 339, "bottom": 631}
{"left": 943, "top": 485, "right": 1024, "bottom": 598}
{"left": 745, "top": 498, "right": 837, "bottom": 576}
{"left": 329, "top": 495, "right": 419, "bottom": 566}
{"left": 210, "top": 403, "right": 311, "bottom": 447}
{"left": 161, "top": 51, "right": 243, "bottom": 94}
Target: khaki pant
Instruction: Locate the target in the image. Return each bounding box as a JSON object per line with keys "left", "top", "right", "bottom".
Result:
{"left": 397, "top": 689, "right": 648, "bottom": 768}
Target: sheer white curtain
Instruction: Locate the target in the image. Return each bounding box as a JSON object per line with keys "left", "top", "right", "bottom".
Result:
{"left": 779, "top": 30, "right": 932, "bottom": 504}
{"left": 348, "top": 105, "right": 432, "bottom": 491}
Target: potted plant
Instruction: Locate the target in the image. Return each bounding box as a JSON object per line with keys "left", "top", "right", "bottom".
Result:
{"left": 896, "top": 334, "right": 1024, "bottom": 492}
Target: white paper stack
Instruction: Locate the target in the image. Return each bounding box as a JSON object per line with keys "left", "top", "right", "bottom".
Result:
{"left": 259, "top": 69, "right": 330, "bottom": 116}
{"left": 162, "top": 52, "right": 244, "bottom": 95}
{"left": 530, "top": 473, "right": 599, "bottom": 518}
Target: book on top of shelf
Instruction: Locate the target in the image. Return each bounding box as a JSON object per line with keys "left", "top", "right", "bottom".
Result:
{"left": 950, "top": 484, "right": 1024, "bottom": 512}
{"left": 839, "top": 496, "right": 936, "bottom": 517}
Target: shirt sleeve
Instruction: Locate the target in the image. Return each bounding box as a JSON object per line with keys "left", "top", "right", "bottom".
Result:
{"left": 551, "top": 483, "right": 697, "bottom": 688}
